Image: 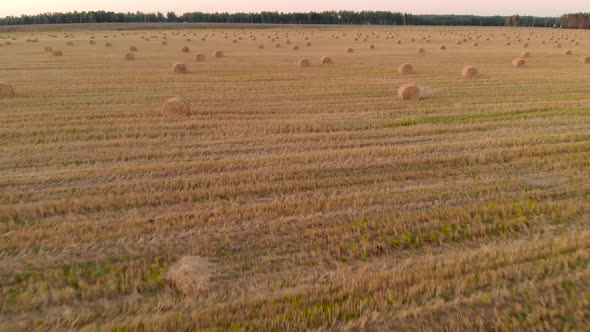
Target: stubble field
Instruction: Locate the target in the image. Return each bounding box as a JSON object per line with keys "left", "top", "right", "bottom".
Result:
{"left": 1, "top": 23, "right": 590, "bottom": 330}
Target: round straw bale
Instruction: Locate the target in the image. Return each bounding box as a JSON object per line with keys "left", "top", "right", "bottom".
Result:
{"left": 162, "top": 97, "right": 190, "bottom": 117}
{"left": 0, "top": 82, "right": 15, "bottom": 99}
{"left": 129, "top": 46, "right": 138, "bottom": 52}
{"left": 125, "top": 52, "right": 136, "bottom": 60}
{"left": 398, "top": 63, "right": 414, "bottom": 75}
{"left": 173, "top": 63, "right": 188, "bottom": 74}
{"left": 520, "top": 51, "right": 531, "bottom": 58}
{"left": 298, "top": 58, "right": 311, "bottom": 68}
{"left": 461, "top": 65, "right": 479, "bottom": 78}
{"left": 580, "top": 56, "right": 590, "bottom": 64}
{"left": 440, "top": 45, "right": 446, "bottom": 50}
{"left": 44, "top": 46, "right": 53, "bottom": 52}
{"left": 345, "top": 47, "right": 354, "bottom": 53}
{"left": 512, "top": 58, "right": 526, "bottom": 68}
{"left": 398, "top": 84, "right": 421, "bottom": 101}
{"left": 52, "top": 50, "right": 63, "bottom": 56}
{"left": 258, "top": 44, "right": 264, "bottom": 49}
{"left": 292, "top": 45, "right": 300, "bottom": 51}
{"left": 306, "top": 41, "right": 312, "bottom": 46}
{"left": 214, "top": 50, "right": 224, "bottom": 58}
{"left": 369, "top": 44, "right": 376, "bottom": 50}
{"left": 182, "top": 46, "right": 189, "bottom": 53}
{"left": 563, "top": 50, "right": 572, "bottom": 55}
{"left": 417, "top": 47, "right": 426, "bottom": 53}
{"left": 320, "top": 56, "right": 333, "bottom": 64}
{"left": 195, "top": 53, "right": 206, "bottom": 61}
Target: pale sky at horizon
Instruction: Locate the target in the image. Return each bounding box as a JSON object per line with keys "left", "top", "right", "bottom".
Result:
{"left": 1, "top": 0, "right": 588, "bottom": 17}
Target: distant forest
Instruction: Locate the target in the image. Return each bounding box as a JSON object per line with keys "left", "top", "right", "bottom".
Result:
{"left": 0, "top": 10, "right": 585, "bottom": 28}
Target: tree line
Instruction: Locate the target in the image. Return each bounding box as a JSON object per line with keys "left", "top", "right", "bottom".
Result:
{"left": 0, "top": 10, "right": 563, "bottom": 28}
{"left": 560, "top": 13, "right": 590, "bottom": 29}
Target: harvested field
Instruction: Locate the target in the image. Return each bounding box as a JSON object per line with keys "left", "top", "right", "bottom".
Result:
{"left": 1, "top": 24, "right": 590, "bottom": 331}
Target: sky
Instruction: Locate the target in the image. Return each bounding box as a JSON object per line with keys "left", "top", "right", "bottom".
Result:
{"left": 1, "top": 0, "right": 588, "bottom": 17}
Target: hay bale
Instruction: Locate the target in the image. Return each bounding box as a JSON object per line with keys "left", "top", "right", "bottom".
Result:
{"left": 461, "top": 65, "right": 479, "bottom": 79}
{"left": 214, "top": 50, "right": 224, "bottom": 58}
{"left": 563, "top": 50, "right": 572, "bottom": 55}
{"left": 258, "top": 44, "right": 264, "bottom": 49}
{"left": 306, "top": 41, "right": 312, "bottom": 46}
{"left": 320, "top": 56, "right": 333, "bottom": 64}
{"left": 292, "top": 45, "right": 300, "bottom": 51}
{"left": 89, "top": 40, "right": 96, "bottom": 45}
{"left": 125, "top": 52, "right": 136, "bottom": 61}
{"left": 66, "top": 41, "right": 74, "bottom": 46}
{"left": 398, "top": 63, "right": 414, "bottom": 75}
{"left": 417, "top": 47, "right": 426, "bottom": 53}
{"left": 161, "top": 41, "right": 167, "bottom": 45}
{"left": 580, "top": 56, "right": 590, "bottom": 64}
{"left": 129, "top": 46, "right": 138, "bottom": 52}
{"left": 298, "top": 58, "right": 311, "bottom": 68}
{"left": 182, "top": 46, "right": 190, "bottom": 53}
{"left": 275, "top": 43, "right": 282, "bottom": 48}
{"left": 52, "top": 50, "right": 63, "bottom": 56}
{"left": 0, "top": 82, "right": 15, "bottom": 99}
{"left": 166, "top": 256, "right": 212, "bottom": 294}
{"left": 162, "top": 97, "right": 190, "bottom": 117}
{"left": 512, "top": 58, "right": 526, "bottom": 68}
{"left": 523, "top": 43, "right": 529, "bottom": 48}
{"left": 520, "top": 51, "right": 531, "bottom": 58}
{"left": 398, "top": 84, "right": 421, "bottom": 101}
{"left": 44, "top": 46, "right": 53, "bottom": 52}
{"left": 369, "top": 44, "right": 376, "bottom": 50}
{"left": 440, "top": 45, "right": 447, "bottom": 50}
{"left": 195, "top": 53, "right": 206, "bottom": 62}
{"left": 173, "top": 63, "right": 188, "bottom": 74}
{"left": 472, "top": 42, "right": 479, "bottom": 46}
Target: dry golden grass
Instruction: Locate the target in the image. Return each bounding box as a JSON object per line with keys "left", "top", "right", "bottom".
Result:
{"left": 1, "top": 24, "right": 590, "bottom": 331}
